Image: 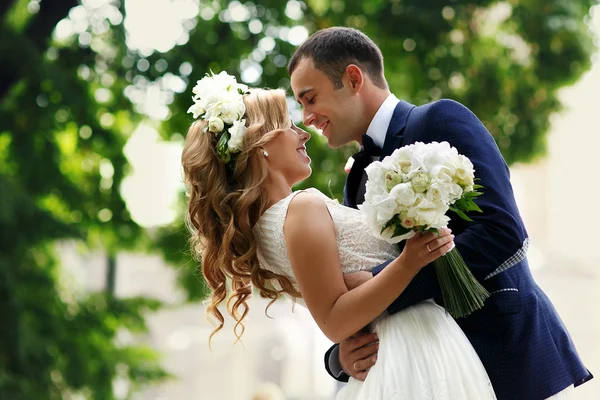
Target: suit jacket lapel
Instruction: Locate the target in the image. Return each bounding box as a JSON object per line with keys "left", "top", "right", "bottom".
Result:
{"left": 381, "top": 100, "right": 414, "bottom": 157}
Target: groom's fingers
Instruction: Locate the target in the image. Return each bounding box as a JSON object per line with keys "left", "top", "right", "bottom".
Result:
{"left": 353, "top": 354, "right": 378, "bottom": 374}
{"left": 339, "top": 332, "right": 379, "bottom": 380}
{"left": 347, "top": 332, "right": 378, "bottom": 349}
{"left": 353, "top": 341, "right": 379, "bottom": 362}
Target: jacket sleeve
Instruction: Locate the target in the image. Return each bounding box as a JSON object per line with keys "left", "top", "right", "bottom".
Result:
{"left": 324, "top": 343, "right": 350, "bottom": 382}
{"left": 373, "top": 99, "right": 528, "bottom": 315}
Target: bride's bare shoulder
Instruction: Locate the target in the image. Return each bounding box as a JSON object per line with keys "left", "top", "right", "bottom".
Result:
{"left": 284, "top": 190, "right": 334, "bottom": 239}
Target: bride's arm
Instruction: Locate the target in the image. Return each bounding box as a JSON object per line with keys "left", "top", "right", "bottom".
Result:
{"left": 284, "top": 192, "right": 453, "bottom": 343}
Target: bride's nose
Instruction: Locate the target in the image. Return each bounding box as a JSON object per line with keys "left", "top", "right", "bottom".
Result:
{"left": 295, "top": 125, "right": 310, "bottom": 143}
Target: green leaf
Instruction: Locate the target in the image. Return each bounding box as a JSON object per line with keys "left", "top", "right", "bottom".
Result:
{"left": 449, "top": 206, "right": 474, "bottom": 222}
{"left": 392, "top": 223, "right": 412, "bottom": 238}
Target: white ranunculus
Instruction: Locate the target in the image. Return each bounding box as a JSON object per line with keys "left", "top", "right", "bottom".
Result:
{"left": 410, "top": 171, "right": 431, "bottom": 193}
{"left": 207, "top": 117, "right": 224, "bottom": 133}
{"left": 385, "top": 170, "right": 404, "bottom": 191}
{"left": 227, "top": 119, "right": 247, "bottom": 152}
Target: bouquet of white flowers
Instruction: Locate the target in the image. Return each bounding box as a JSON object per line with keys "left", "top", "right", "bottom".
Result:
{"left": 360, "top": 141, "right": 489, "bottom": 318}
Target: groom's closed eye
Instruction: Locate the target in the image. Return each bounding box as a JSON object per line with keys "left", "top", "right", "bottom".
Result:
{"left": 296, "top": 88, "right": 314, "bottom": 105}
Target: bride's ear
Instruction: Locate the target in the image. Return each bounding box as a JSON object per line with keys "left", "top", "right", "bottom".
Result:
{"left": 345, "top": 64, "right": 364, "bottom": 93}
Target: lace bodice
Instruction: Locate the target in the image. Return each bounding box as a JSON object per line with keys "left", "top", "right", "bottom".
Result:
{"left": 252, "top": 188, "right": 399, "bottom": 297}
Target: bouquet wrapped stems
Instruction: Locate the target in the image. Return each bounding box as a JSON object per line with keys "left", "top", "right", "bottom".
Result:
{"left": 433, "top": 246, "right": 489, "bottom": 319}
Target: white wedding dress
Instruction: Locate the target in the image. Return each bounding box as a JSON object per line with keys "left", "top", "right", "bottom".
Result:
{"left": 253, "top": 188, "right": 496, "bottom": 400}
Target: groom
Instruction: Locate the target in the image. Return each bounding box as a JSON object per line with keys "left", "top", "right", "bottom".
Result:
{"left": 288, "top": 27, "right": 592, "bottom": 399}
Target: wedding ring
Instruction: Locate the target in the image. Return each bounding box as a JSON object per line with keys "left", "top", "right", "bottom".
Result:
{"left": 426, "top": 244, "right": 432, "bottom": 252}
{"left": 353, "top": 361, "right": 360, "bottom": 372}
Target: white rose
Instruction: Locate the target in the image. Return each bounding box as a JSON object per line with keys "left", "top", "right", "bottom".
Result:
{"left": 411, "top": 197, "right": 450, "bottom": 228}
{"left": 359, "top": 199, "right": 415, "bottom": 244}
{"left": 429, "top": 164, "right": 454, "bottom": 183}
{"left": 207, "top": 117, "right": 225, "bottom": 133}
{"left": 399, "top": 212, "right": 417, "bottom": 229}
{"left": 426, "top": 182, "right": 451, "bottom": 204}
{"left": 210, "top": 71, "right": 238, "bottom": 92}
{"left": 453, "top": 155, "right": 475, "bottom": 191}
{"left": 227, "top": 119, "right": 247, "bottom": 152}
{"left": 187, "top": 101, "right": 206, "bottom": 119}
{"left": 364, "top": 161, "right": 396, "bottom": 198}
{"left": 220, "top": 102, "right": 245, "bottom": 124}
{"left": 388, "top": 146, "right": 417, "bottom": 174}
{"left": 389, "top": 182, "right": 417, "bottom": 207}
{"left": 203, "top": 90, "right": 246, "bottom": 123}
{"left": 372, "top": 193, "right": 399, "bottom": 226}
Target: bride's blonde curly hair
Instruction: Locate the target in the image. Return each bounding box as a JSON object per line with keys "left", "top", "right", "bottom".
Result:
{"left": 182, "top": 88, "right": 301, "bottom": 344}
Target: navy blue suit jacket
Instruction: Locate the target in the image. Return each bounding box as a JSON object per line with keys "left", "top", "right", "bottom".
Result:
{"left": 325, "top": 99, "right": 592, "bottom": 400}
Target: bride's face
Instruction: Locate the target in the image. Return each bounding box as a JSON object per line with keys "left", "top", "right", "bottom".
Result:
{"left": 264, "top": 121, "right": 312, "bottom": 186}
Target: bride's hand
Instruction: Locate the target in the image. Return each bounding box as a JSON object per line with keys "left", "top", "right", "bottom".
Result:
{"left": 398, "top": 228, "right": 454, "bottom": 271}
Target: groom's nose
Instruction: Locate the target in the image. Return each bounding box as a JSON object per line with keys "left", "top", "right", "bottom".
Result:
{"left": 303, "top": 109, "right": 316, "bottom": 128}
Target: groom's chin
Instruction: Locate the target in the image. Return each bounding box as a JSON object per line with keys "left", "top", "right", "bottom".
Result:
{"left": 325, "top": 139, "right": 341, "bottom": 149}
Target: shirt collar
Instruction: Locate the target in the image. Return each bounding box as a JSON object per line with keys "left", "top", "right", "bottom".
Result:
{"left": 365, "top": 93, "right": 400, "bottom": 149}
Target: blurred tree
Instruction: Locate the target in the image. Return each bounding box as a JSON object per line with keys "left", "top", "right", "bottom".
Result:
{"left": 0, "top": 0, "right": 169, "bottom": 398}
{"left": 146, "top": 0, "right": 598, "bottom": 301}
{"left": 0, "top": 0, "right": 598, "bottom": 396}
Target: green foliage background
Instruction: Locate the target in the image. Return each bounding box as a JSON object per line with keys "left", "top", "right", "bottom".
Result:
{"left": 0, "top": 0, "right": 597, "bottom": 397}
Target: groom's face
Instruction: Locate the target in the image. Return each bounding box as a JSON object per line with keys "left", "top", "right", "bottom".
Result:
{"left": 291, "top": 58, "right": 361, "bottom": 148}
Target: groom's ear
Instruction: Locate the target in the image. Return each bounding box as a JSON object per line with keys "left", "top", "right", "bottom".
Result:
{"left": 345, "top": 64, "right": 364, "bottom": 93}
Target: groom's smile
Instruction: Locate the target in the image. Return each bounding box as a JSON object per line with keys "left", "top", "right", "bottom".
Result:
{"left": 290, "top": 57, "right": 367, "bottom": 149}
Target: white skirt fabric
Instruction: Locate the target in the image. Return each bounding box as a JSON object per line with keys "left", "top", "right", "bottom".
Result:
{"left": 336, "top": 300, "right": 497, "bottom": 400}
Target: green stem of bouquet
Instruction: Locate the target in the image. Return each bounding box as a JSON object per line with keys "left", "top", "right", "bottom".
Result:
{"left": 434, "top": 248, "right": 490, "bottom": 319}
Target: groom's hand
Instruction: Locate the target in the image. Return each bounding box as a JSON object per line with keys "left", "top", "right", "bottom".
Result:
{"left": 343, "top": 271, "right": 372, "bottom": 290}
{"left": 339, "top": 331, "right": 379, "bottom": 381}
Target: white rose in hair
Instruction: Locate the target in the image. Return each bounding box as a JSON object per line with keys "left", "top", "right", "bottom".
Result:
{"left": 208, "top": 71, "right": 238, "bottom": 92}
{"left": 187, "top": 102, "right": 206, "bottom": 119}
{"left": 227, "top": 119, "right": 247, "bottom": 152}
{"left": 207, "top": 117, "right": 224, "bottom": 133}
{"left": 204, "top": 91, "right": 246, "bottom": 124}
{"left": 220, "top": 99, "right": 246, "bottom": 124}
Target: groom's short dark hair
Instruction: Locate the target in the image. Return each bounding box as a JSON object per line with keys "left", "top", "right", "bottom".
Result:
{"left": 288, "top": 27, "right": 387, "bottom": 90}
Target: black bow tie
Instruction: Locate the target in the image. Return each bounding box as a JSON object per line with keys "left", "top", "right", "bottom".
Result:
{"left": 355, "top": 134, "right": 382, "bottom": 160}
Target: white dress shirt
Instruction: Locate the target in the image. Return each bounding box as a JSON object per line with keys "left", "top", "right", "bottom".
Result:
{"left": 364, "top": 93, "right": 400, "bottom": 149}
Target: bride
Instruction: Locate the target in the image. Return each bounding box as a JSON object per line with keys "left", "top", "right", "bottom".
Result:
{"left": 181, "top": 72, "right": 496, "bottom": 399}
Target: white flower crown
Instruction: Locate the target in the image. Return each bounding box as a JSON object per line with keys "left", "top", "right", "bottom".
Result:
{"left": 187, "top": 71, "right": 250, "bottom": 164}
